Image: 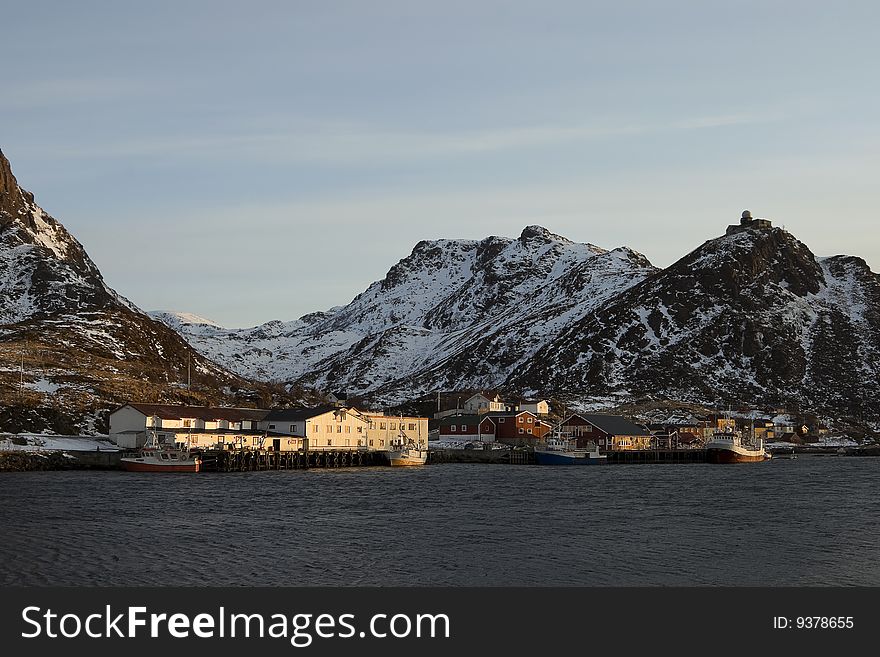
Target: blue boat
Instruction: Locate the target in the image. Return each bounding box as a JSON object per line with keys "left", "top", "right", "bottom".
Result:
{"left": 533, "top": 437, "right": 607, "bottom": 465}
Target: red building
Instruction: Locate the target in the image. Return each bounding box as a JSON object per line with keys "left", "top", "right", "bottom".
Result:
{"left": 486, "top": 411, "right": 552, "bottom": 446}
{"left": 559, "top": 414, "right": 652, "bottom": 451}
{"left": 438, "top": 414, "right": 497, "bottom": 442}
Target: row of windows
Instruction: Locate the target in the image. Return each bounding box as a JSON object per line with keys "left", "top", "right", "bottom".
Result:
{"left": 371, "top": 422, "right": 419, "bottom": 431}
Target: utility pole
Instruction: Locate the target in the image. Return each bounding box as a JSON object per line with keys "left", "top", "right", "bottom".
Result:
{"left": 187, "top": 353, "right": 191, "bottom": 391}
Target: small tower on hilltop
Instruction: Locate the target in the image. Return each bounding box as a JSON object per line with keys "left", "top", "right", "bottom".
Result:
{"left": 726, "top": 209, "right": 772, "bottom": 235}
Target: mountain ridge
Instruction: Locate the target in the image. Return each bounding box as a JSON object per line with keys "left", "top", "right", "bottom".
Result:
{"left": 0, "top": 149, "right": 306, "bottom": 434}
{"left": 157, "top": 217, "right": 880, "bottom": 427}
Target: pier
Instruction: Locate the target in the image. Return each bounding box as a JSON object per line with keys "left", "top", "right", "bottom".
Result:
{"left": 606, "top": 449, "right": 708, "bottom": 464}
{"left": 198, "top": 448, "right": 387, "bottom": 472}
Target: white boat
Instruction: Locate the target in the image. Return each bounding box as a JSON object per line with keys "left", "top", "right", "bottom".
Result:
{"left": 534, "top": 436, "right": 607, "bottom": 465}
{"left": 386, "top": 444, "right": 428, "bottom": 466}
{"left": 120, "top": 446, "right": 202, "bottom": 472}
{"left": 385, "top": 430, "right": 428, "bottom": 466}
{"left": 120, "top": 430, "right": 201, "bottom": 472}
{"left": 706, "top": 430, "right": 771, "bottom": 463}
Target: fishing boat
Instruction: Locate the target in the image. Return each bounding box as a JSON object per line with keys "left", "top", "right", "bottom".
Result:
{"left": 705, "top": 428, "right": 771, "bottom": 464}
{"left": 386, "top": 441, "right": 428, "bottom": 466}
{"left": 120, "top": 446, "right": 202, "bottom": 472}
{"left": 120, "top": 430, "right": 201, "bottom": 472}
{"left": 534, "top": 436, "right": 607, "bottom": 465}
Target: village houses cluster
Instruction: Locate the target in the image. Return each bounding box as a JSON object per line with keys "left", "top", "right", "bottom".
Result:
{"left": 107, "top": 389, "right": 827, "bottom": 456}
{"left": 435, "top": 391, "right": 825, "bottom": 451}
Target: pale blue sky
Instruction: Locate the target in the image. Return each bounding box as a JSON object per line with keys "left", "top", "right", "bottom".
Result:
{"left": 3, "top": 0, "right": 878, "bottom": 327}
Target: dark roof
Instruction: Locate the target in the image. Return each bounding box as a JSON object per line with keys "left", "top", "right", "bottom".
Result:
{"left": 124, "top": 403, "right": 269, "bottom": 422}
{"left": 486, "top": 410, "right": 534, "bottom": 418}
{"left": 265, "top": 405, "right": 342, "bottom": 422}
{"left": 439, "top": 414, "right": 482, "bottom": 426}
{"left": 580, "top": 414, "right": 650, "bottom": 436}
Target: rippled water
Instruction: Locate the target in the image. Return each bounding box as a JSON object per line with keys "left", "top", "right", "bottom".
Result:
{"left": 1, "top": 456, "right": 878, "bottom": 586}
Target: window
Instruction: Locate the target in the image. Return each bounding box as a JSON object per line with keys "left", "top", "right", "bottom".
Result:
{"left": 357, "top": 426, "right": 362, "bottom": 433}
{"left": 527, "top": 417, "right": 533, "bottom": 424}
{"left": 527, "top": 429, "right": 533, "bottom": 434}
{"left": 369, "top": 439, "right": 374, "bottom": 446}
{"left": 290, "top": 425, "right": 295, "bottom": 433}
{"left": 327, "top": 439, "right": 332, "bottom": 446}
{"left": 183, "top": 420, "right": 192, "bottom": 428}
{"left": 390, "top": 422, "right": 396, "bottom": 430}
{"left": 380, "top": 440, "right": 385, "bottom": 447}
{"left": 345, "top": 426, "right": 351, "bottom": 433}
{"left": 518, "top": 428, "right": 524, "bottom": 434}
{"left": 462, "top": 425, "right": 468, "bottom": 432}
{"left": 326, "top": 425, "right": 332, "bottom": 433}
{"left": 345, "top": 439, "right": 350, "bottom": 446}
{"left": 408, "top": 423, "right": 416, "bottom": 431}
{"left": 337, "top": 425, "right": 342, "bottom": 433}
{"left": 499, "top": 417, "right": 505, "bottom": 423}
{"left": 451, "top": 425, "right": 457, "bottom": 432}
{"left": 380, "top": 422, "right": 387, "bottom": 430}
{"left": 518, "top": 417, "right": 524, "bottom": 423}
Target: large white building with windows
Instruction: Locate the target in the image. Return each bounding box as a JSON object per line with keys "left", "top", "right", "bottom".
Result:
{"left": 109, "top": 402, "right": 428, "bottom": 452}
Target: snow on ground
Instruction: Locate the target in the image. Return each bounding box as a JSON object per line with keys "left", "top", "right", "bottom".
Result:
{"left": 429, "top": 439, "right": 509, "bottom": 450}
{"left": 25, "top": 378, "right": 60, "bottom": 394}
{"left": 0, "top": 435, "right": 119, "bottom": 452}
{"left": 765, "top": 437, "right": 859, "bottom": 449}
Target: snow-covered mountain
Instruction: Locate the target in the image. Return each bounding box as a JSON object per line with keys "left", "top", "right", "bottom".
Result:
{"left": 152, "top": 226, "right": 657, "bottom": 398}
{"left": 512, "top": 224, "right": 880, "bottom": 418}
{"left": 158, "top": 217, "right": 880, "bottom": 422}
{"left": 0, "top": 148, "right": 301, "bottom": 434}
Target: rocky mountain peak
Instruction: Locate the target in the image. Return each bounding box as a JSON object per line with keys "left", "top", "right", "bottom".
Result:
{"left": 0, "top": 148, "right": 29, "bottom": 222}
{"left": 519, "top": 224, "right": 567, "bottom": 243}
{"left": 680, "top": 225, "right": 823, "bottom": 298}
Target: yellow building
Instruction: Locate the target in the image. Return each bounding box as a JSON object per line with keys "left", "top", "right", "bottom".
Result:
{"left": 361, "top": 412, "right": 429, "bottom": 450}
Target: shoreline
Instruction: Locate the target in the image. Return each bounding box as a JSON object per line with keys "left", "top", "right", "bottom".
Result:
{"left": 2, "top": 444, "right": 878, "bottom": 472}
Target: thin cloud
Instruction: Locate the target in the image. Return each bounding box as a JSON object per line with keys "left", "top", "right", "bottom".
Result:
{"left": 37, "top": 110, "right": 786, "bottom": 164}
{"left": 2, "top": 78, "right": 148, "bottom": 110}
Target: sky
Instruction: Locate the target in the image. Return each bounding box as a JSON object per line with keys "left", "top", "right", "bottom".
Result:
{"left": 3, "top": 0, "right": 879, "bottom": 327}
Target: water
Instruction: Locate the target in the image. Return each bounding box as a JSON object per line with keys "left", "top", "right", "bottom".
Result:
{"left": 1, "top": 456, "right": 879, "bottom": 586}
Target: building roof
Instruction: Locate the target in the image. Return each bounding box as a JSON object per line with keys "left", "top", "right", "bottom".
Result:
{"left": 466, "top": 390, "right": 503, "bottom": 402}
{"left": 486, "top": 410, "right": 534, "bottom": 418}
{"left": 439, "top": 414, "right": 483, "bottom": 426}
{"left": 578, "top": 414, "right": 650, "bottom": 436}
{"left": 264, "top": 405, "right": 344, "bottom": 422}
{"left": 123, "top": 403, "right": 269, "bottom": 422}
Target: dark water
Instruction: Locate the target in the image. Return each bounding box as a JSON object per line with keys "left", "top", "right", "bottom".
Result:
{"left": 1, "top": 457, "right": 878, "bottom": 586}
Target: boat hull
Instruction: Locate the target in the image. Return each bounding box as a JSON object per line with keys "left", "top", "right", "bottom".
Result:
{"left": 534, "top": 451, "right": 606, "bottom": 465}
{"left": 386, "top": 449, "right": 428, "bottom": 466}
{"left": 706, "top": 448, "right": 770, "bottom": 464}
{"left": 389, "top": 456, "right": 427, "bottom": 467}
{"left": 120, "top": 458, "right": 200, "bottom": 473}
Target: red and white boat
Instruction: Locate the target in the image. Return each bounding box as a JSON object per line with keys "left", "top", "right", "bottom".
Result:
{"left": 121, "top": 446, "right": 202, "bottom": 472}
{"left": 706, "top": 430, "right": 771, "bottom": 464}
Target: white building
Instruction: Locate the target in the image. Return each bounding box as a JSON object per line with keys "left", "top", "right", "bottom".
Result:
{"left": 519, "top": 399, "right": 550, "bottom": 415}
{"left": 463, "top": 392, "right": 507, "bottom": 414}
{"left": 109, "top": 403, "right": 270, "bottom": 449}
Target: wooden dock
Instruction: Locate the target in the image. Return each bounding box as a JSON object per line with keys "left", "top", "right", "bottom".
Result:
{"left": 606, "top": 449, "right": 707, "bottom": 464}
{"left": 428, "top": 447, "right": 707, "bottom": 465}
{"left": 198, "top": 448, "right": 387, "bottom": 472}
{"left": 428, "top": 448, "right": 535, "bottom": 464}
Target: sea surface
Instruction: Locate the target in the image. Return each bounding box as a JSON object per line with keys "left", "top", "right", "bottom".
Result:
{"left": 1, "top": 456, "right": 879, "bottom": 586}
